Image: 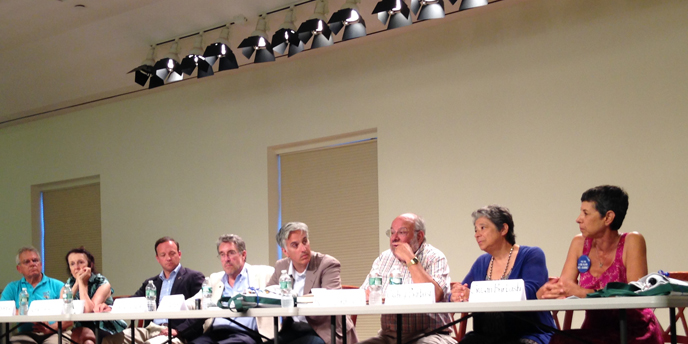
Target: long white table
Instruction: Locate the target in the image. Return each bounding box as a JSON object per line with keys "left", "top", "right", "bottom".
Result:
{"left": 298, "top": 296, "right": 688, "bottom": 344}
{"left": 2, "top": 296, "right": 687, "bottom": 344}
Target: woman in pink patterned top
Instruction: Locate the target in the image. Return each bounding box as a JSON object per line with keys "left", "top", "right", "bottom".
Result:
{"left": 537, "top": 185, "right": 663, "bottom": 344}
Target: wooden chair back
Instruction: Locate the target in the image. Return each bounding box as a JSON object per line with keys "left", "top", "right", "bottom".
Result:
{"left": 449, "top": 282, "right": 469, "bottom": 341}
{"left": 663, "top": 272, "right": 688, "bottom": 343}
{"left": 341, "top": 285, "right": 359, "bottom": 325}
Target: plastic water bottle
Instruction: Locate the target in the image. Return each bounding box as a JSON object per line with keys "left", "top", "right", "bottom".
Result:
{"left": 279, "top": 270, "right": 293, "bottom": 308}
{"left": 201, "top": 277, "right": 212, "bottom": 309}
{"left": 369, "top": 273, "right": 383, "bottom": 306}
{"left": 63, "top": 282, "right": 73, "bottom": 314}
{"left": 389, "top": 267, "right": 402, "bottom": 285}
{"left": 19, "top": 288, "right": 29, "bottom": 315}
{"left": 145, "top": 280, "right": 157, "bottom": 311}
{"left": 279, "top": 270, "right": 292, "bottom": 295}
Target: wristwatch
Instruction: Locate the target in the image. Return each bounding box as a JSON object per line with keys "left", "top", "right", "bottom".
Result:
{"left": 407, "top": 257, "right": 419, "bottom": 266}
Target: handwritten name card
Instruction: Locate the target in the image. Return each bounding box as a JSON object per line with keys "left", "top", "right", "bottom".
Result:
{"left": 384, "top": 283, "right": 435, "bottom": 305}
{"left": 28, "top": 299, "right": 63, "bottom": 316}
{"left": 0, "top": 301, "right": 15, "bottom": 317}
{"left": 311, "top": 288, "right": 366, "bottom": 307}
{"left": 112, "top": 297, "right": 148, "bottom": 313}
{"left": 469, "top": 279, "right": 526, "bottom": 303}
{"left": 157, "top": 294, "right": 188, "bottom": 312}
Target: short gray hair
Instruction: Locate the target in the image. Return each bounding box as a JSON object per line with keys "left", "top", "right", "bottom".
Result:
{"left": 471, "top": 205, "right": 516, "bottom": 245}
{"left": 276, "top": 222, "right": 309, "bottom": 249}
{"left": 411, "top": 215, "right": 426, "bottom": 235}
{"left": 216, "top": 234, "right": 246, "bottom": 253}
{"left": 16, "top": 247, "right": 40, "bottom": 266}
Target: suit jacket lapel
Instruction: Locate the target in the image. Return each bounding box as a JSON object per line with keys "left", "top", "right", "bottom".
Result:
{"left": 304, "top": 252, "right": 318, "bottom": 295}
{"left": 154, "top": 276, "right": 163, "bottom": 304}
{"left": 171, "top": 266, "right": 186, "bottom": 294}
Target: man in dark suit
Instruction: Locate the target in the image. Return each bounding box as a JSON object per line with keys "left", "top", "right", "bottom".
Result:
{"left": 267, "top": 222, "right": 358, "bottom": 344}
{"left": 102, "top": 237, "right": 205, "bottom": 344}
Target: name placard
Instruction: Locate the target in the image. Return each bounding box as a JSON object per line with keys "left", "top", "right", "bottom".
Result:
{"left": 384, "top": 283, "right": 435, "bottom": 305}
{"left": 28, "top": 299, "right": 63, "bottom": 316}
{"left": 469, "top": 279, "right": 526, "bottom": 303}
{"left": 112, "top": 297, "right": 148, "bottom": 313}
{"left": 311, "top": 288, "right": 366, "bottom": 307}
{"left": 157, "top": 294, "right": 188, "bottom": 312}
{"left": 0, "top": 301, "right": 15, "bottom": 317}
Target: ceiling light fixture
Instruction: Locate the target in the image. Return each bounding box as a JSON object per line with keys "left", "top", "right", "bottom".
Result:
{"left": 328, "top": 0, "right": 366, "bottom": 41}
{"left": 149, "top": 39, "right": 183, "bottom": 89}
{"left": 372, "top": 0, "right": 413, "bottom": 30}
{"left": 238, "top": 15, "right": 275, "bottom": 63}
{"left": 128, "top": 45, "right": 156, "bottom": 87}
{"left": 272, "top": 7, "right": 304, "bottom": 57}
{"left": 413, "top": 0, "right": 445, "bottom": 21}
{"left": 451, "top": 0, "right": 488, "bottom": 11}
{"left": 203, "top": 25, "right": 239, "bottom": 73}
{"left": 181, "top": 33, "right": 213, "bottom": 78}
{"left": 296, "top": 0, "right": 333, "bottom": 50}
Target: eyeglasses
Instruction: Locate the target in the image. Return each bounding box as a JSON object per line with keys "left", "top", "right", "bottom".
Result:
{"left": 385, "top": 228, "right": 413, "bottom": 238}
{"left": 20, "top": 258, "right": 41, "bottom": 266}
{"left": 217, "top": 250, "right": 241, "bottom": 259}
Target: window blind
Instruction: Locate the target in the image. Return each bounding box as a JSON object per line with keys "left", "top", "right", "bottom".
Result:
{"left": 42, "top": 183, "right": 102, "bottom": 283}
{"left": 280, "top": 139, "right": 380, "bottom": 338}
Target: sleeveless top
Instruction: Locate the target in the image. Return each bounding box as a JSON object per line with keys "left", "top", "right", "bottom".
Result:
{"left": 578, "top": 233, "right": 663, "bottom": 344}
{"left": 579, "top": 232, "right": 627, "bottom": 288}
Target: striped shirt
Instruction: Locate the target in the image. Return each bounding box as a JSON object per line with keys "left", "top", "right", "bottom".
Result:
{"left": 361, "top": 242, "right": 452, "bottom": 340}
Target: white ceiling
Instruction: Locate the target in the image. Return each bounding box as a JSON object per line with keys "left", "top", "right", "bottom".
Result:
{"left": 0, "top": 0, "right": 488, "bottom": 126}
{"left": 0, "top": 0, "right": 315, "bottom": 125}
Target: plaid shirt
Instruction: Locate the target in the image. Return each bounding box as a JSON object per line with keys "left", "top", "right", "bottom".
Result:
{"left": 361, "top": 242, "right": 452, "bottom": 339}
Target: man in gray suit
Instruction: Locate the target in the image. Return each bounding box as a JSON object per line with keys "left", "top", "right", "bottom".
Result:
{"left": 267, "top": 222, "right": 358, "bottom": 344}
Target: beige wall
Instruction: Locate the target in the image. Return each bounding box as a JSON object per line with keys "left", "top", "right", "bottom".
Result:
{"left": 1, "top": 0, "right": 686, "bottom": 325}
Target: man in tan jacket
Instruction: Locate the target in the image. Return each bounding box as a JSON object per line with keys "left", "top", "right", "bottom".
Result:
{"left": 268, "top": 222, "right": 358, "bottom": 344}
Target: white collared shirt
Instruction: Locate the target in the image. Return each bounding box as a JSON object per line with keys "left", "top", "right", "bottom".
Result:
{"left": 211, "top": 265, "right": 257, "bottom": 331}
{"left": 288, "top": 261, "right": 308, "bottom": 323}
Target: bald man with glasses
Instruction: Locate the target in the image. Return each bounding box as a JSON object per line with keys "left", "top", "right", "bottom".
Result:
{"left": 359, "top": 213, "right": 455, "bottom": 344}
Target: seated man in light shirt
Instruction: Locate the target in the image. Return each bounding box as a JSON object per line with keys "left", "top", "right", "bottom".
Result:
{"left": 101, "top": 237, "right": 205, "bottom": 344}
{"left": 267, "top": 222, "right": 358, "bottom": 344}
{"left": 188, "top": 234, "right": 265, "bottom": 344}
{"left": 0, "top": 247, "right": 64, "bottom": 344}
{"left": 359, "top": 213, "right": 455, "bottom": 344}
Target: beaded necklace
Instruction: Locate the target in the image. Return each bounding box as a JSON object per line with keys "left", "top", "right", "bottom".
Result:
{"left": 487, "top": 246, "right": 514, "bottom": 280}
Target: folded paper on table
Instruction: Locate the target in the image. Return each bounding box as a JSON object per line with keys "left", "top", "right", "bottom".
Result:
{"left": 0, "top": 301, "right": 15, "bottom": 317}
{"left": 28, "top": 300, "right": 63, "bottom": 316}
{"left": 311, "top": 288, "right": 366, "bottom": 307}
{"left": 157, "top": 294, "right": 188, "bottom": 312}
{"left": 112, "top": 297, "right": 148, "bottom": 313}
{"left": 385, "top": 283, "right": 435, "bottom": 305}
{"left": 469, "top": 279, "right": 526, "bottom": 303}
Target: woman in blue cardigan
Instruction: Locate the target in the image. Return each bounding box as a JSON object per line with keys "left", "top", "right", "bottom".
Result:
{"left": 451, "top": 205, "right": 555, "bottom": 344}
